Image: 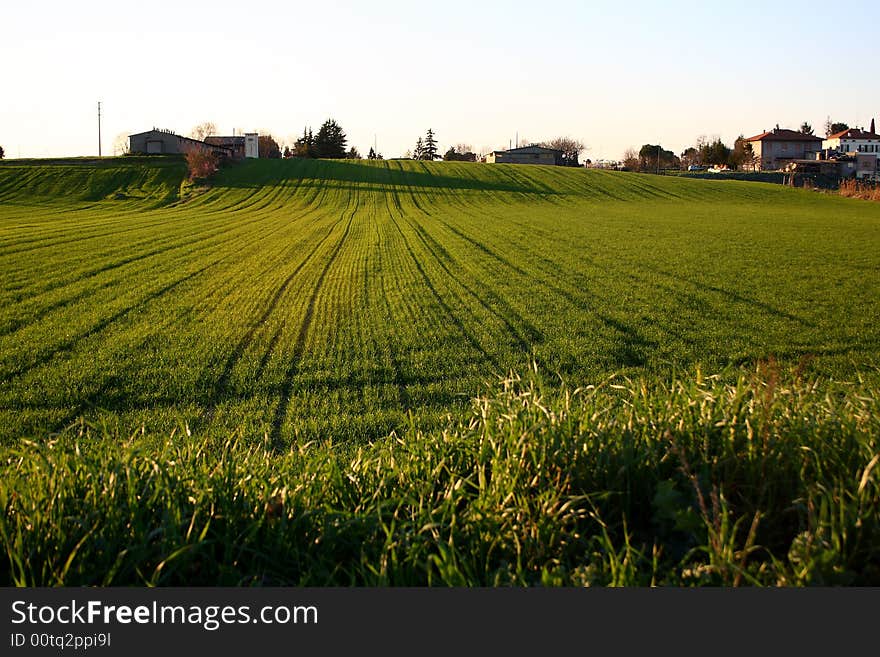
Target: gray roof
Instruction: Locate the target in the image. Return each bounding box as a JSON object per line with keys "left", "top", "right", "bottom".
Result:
{"left": 496, "top": 145, "right": 563, "bottom": 155}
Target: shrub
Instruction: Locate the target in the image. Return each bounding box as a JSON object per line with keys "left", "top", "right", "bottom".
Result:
{"left": 182, "top": 146, "right": 219, "bottom": 180}
{"left": 839, "top": 179, "right": 880, "bottom": 202}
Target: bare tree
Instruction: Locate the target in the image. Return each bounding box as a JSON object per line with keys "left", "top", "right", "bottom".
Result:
{"left": 112, "top": 133, "right": 130, "bottom": 156}
{"left": 622, "top": 148, "right": 639, "bottom": 171}
{"left": 189, "top": 122, "right": 218, "bottom": 142}
{"left": 541, "top": 136, "right": 586, "bottom": 166}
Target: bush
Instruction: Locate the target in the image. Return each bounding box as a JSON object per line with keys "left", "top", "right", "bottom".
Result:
{"left": 182, "top": 146, "right": 219, "bottom": 180}
{"left": 839, "top": 179, "right": 880, "bottom": 201}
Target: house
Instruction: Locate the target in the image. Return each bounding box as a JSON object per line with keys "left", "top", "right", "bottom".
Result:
{"left": 128, "top": 129, "right": 235, "bottom": 159}
{"left": 484, "top": 145, "right": 563, "bottom": 165}
{"left": 204, "top": 133, "right": 260, "bottom": 159}
{"left": 822, "top": 126, "right": 880, "bottom": 180}
{"left": 744, "top": 127, "right": 822, "bottom": 171}
{"left": 822, "top": 127, "right": 880, "bottom": 156}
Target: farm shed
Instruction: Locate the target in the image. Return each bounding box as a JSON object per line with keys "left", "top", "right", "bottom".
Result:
{"left": 128, "top": 129, "right": 234, "bottom": 158}
{"left": 484, "top": 145, "right": 563, "bottom": 166}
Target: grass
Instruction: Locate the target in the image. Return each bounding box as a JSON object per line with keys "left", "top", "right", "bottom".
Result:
{"left": 2, "top": 364, "right": 878, "bottom": 586}
{"left": 1, "top": 157, "right": 879, "bottom": 585}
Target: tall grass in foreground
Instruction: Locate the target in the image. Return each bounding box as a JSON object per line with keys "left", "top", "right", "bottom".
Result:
{"left": 839, "top": 179, "right": 880, "bottom": 201}
{"left": 2, "top": 363, "right": 878, "bottom": 586}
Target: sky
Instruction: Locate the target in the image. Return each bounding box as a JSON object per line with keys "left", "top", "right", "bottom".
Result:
{"left": 2, "top": 0, "right": 879, "bottom": 160}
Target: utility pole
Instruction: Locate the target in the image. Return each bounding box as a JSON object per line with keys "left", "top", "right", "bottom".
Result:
{"left": 97, "top": 101, "right": 102, "bottom": 157}
{"left": 657, "top": 141, "right": 661, "bottom": 175}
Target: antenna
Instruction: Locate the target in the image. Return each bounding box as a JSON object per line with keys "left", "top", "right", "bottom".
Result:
{"left": 97, "top": 101, "right": 102, "bottom": 157}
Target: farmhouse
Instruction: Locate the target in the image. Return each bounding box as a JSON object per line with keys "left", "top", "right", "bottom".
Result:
{"left": 744, "top": 127, "right": 822, "bottom": 171}
{"left": 484, "top": 145, "right": 563, "bottom": 165}
{"left": 204, "top": 134, "right": 260, "bottom": 159}
{"left": 822, "top": 127, "right": 880, "bottom": 156}
{"left": 128, "top": 129, "right": 235, "bottom": 159}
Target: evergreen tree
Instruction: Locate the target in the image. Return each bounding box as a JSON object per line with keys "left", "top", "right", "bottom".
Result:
{"left": 293, "top": 127, "right": 315, "bottom": 158}
{"left": 368, "top": 147, "right": 376, "bottom": 160}
{"left": 413, "top": 137, "right": 424, "bottom": 160}
{"left": 314, "top": 119, "right": 347, "bottom": 158}
{"left": 423, "top": 129, "right": 438, "bottom": 160}
{"left": 0, "top": 145, "right": 4, "bottom": 160}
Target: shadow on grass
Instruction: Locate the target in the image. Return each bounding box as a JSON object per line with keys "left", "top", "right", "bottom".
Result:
{"left": 214, "top": 158, "right": 560, "bottom": 195}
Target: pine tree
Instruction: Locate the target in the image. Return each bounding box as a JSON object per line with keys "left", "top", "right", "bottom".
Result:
{"left": 314, "top": 119, "right": 347, "bottom": 159}
{"left": 368, "top": 147, "right": 376, "bottom": 160}
{"left": 293, "top": 127, "right": 315, "bottom": 158}
{"left": 423, "top": 129, "right": 438, "bottom": 160}
{"left": 413, "top": 137, "right": 424, "bottom": 160}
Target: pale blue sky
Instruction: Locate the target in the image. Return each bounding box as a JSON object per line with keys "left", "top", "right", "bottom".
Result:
{"left": 2, "top": 0, "right": 878, "bottom": 159}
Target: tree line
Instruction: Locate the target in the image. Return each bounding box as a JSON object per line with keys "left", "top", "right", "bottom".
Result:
{"left": 621, "top": 117, "right": 856, "bottom": 172}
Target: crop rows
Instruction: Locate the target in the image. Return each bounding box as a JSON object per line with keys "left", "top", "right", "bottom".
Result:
{"left": 1, "top": 158, "right": 879, "bottom": 445}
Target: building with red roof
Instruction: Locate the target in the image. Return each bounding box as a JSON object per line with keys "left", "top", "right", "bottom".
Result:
{"left": 744, "top": 126, "right": 822, "bottom": 171}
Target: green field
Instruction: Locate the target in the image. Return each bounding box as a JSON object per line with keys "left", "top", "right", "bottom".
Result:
{"left": 1, "top": 157, "right": 879, "bottom": 585}
{"left": 1, "top": 157, "right": 878, "bottom": 443}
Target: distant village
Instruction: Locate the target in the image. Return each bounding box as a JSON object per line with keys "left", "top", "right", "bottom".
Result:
{"left": 125, "top": 114, "right": 880, "bottom": 184}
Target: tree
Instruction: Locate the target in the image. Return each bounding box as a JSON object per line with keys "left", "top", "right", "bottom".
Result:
{"left": 413, "top": 137, "right": 424, "bottom": 160}
{"left": 799, "top": 122, "right": 814, "bottom": 136}
{"left": 680, "top": 147, "right": 699, "bottom": 168}
{"left": 824, "top": 117, "right": 849, "bottom": 136}
{"left": 622, "top": 148, "right": 639, "bottom": 171}
{"left": 541, "top": 136, "right": 586, "bottom": 166}
{"left": 638, "top": 144, "right": 679, "bottom": 171}
{"left": 443, "top": 144, "right": 477, "bottom": 162}
{"left": 189, "top": 121, "right": 217, "bottom": 142}
{"left": 283, "top": 145, "right": 291, "bottom": 158}
{"left": 695, "top": 138, "right": 731, "bottom": 167}
{"left": 731, "top": 135, "right": 755, "bottom": 170}
{"left": 259, "top": 134, "right": 282, "bottom": 159}
{"left": 112, "top": 133, "right": 130, "bottom": 156}
{"left": 0, "top": 145, "right": 4, "bottom": 159}
{"left": 313, "top": 119, "right": 347, "bottom": 158}
{"left": 346, "top": 146, "right": 361, "bottom": 159}
{"left": 423, "top": 129, "right": 439, "bottom": 160}
{"left": 182, "top": 145, "right": 219, "bottom": 180}
{"left": 368, "top": 147, "right": 377, "bottom": 159}
{"left": 293, "top": 127, "right": 315, "bottom": 158}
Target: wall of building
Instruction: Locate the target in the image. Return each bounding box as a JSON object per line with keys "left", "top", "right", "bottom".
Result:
{"left": 823, "top": 137, "right": 880, "bottom": 157}
{"left": 245, "top": 133, "right": 259, "bottom": 159}
{"left": 752, "top": 139, "right": 820, "bottom": 170}
{"left": 485, "top": 151, "right": 558, "bottom": 165}
{"left": 129, "top": 130, "right": 232, "bottom": 158}
{"left": 129, "top": 131, "right": 184, "bottom": 155}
